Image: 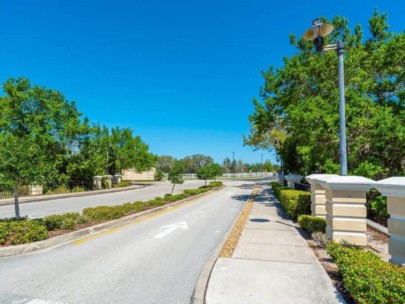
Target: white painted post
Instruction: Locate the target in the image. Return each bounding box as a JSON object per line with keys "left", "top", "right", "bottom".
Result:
{"left": 320, "top": 176, "right": 374, "bottom": 246}
{"left": 374, "top": 177, "right": 405, "bottom": 266}
{"left": 306, "top": 174, "right": 338, "bottom": 218}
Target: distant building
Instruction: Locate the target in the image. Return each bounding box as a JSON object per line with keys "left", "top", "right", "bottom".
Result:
{"left": 122, "top": 167, "right": 156, "bottom": 181}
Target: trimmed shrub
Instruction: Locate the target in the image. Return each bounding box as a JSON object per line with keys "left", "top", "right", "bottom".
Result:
{"left": 0, "top": 222, "right": 10, "bottom": 245}
{"left": 327, "top": 242, "right": 405, "bottom": 303}
{"left": 82, "top": 205, "right": 126, "bottom": 221}
{"left": 8, "top": 221, "right": 48, "bottom": 245}
{"left": 271, "top": 182, "right": 287, "bottom": 199}
{"left": 112, "top": 180, "right": 132, "bottom": 188}
{"left": 278, "top": 189, "right": 311, "bottom": 220}
{"left": 298, "top": 215, "right": 326, "bottom": 233}
{"left": 71, "top": 186, "right": 85, "bottom": 193}
{"left": 43, "top": 213, "right": 80, "bottom": 231}
{"left": 209, "top": 181, "right": 223, "bottom": 187}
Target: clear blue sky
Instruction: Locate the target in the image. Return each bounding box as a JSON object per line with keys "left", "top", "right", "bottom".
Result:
{"left": 1, "top": 1, "right": 403, "bottom": 164}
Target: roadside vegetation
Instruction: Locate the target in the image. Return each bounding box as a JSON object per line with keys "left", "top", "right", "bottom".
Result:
{"left": 271, "top": 181, "right": 405, "bottom": 303}
{"left": 0, "top": 182, "right": 223, "bottom": 246}
{"left": 245, "top": 11, "right": 404, "bottom": 179}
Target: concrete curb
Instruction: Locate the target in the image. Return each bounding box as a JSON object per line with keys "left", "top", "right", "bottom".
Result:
{"left": 0, "top": 187, "right": 223, "bottom": 258}
{"left": 190, "top": 185, "right": 256, "bottom": 304}
{"left": 366, "top": 219, "right": 389, "bottom": 236}
{"left": 0, "top": 184, "right": 149, "bottom": 206}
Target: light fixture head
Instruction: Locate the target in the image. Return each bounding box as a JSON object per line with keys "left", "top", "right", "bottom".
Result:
{"left": 303, "top": 18, "right": 334, "bottom": 52}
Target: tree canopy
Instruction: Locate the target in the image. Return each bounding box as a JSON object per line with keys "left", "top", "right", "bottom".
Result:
{"left": 244, "top": 11, "right": 405, "bottom": 179}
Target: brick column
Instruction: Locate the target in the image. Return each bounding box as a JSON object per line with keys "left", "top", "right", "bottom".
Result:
{"left": 374, "top": 177, "right": 405, "bottom": 266}
{"left": 306, "top": 174, "right": 338, "bottom": 218}
{"left": 320, "top": 176, "right": 374, "bottom": 246}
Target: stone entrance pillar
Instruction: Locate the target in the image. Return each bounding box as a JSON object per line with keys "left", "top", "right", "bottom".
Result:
{"left": 306, "top": 174, "right": 338, "bottom": 218}
{"left": 320, "top": 176, "right": 374, "bottom": 246}
{"left": 374, "top": 177, "right": 405, "bottom": 266}
{"left": 285, "top": 174, "right": 303, "bottom": 189}
{"left": 93, "top": 176, "right": 103, "bottom": 190}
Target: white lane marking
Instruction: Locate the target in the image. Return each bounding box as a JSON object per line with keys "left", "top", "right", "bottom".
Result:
{"left": 153, "top": 221, "right": 189, "bottom": 239}
{"left": 228, "top": 192, "right": 234, "bottom": 196}
{"left": 214, "top": 230, "right": 221, "bottom": 233}
{"left": 12, "top": 299, "right": 68, "bottom": 304}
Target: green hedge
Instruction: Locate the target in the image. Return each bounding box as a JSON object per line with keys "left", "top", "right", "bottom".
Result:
{"left": 327, "top": 242, "right": 405, "bottom": 303}
{"left": 298, "top": 215, "right": 326, "bottom": 233}
{"left": 278, "top": 191, "right": 310, "bottom": 220}
{"left": 209, "top": 181, "right": 223, "bottom": 187}
{"left": 0, "top": 220, "right": 48, "bottom": 245}
{"left": 82, "top": 205, "right": 126, "bottom": 221}
{"left": 43, "top": 213, "right": 81, "bottom": 231}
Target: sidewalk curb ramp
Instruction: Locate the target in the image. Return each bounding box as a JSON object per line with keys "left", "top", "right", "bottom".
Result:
{"left": 0, "top": 187, "right": 223, "bottom": 258}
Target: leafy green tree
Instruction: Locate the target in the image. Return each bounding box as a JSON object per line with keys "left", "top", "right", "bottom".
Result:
{"left": 0, "top": 77, "right": 90, "bottom": 193}
{"left": 222, "top": 157, "right": 232, "bottom": 173}
{"left": 154, "top": 169, "right": 164, "bottom": 181}
{"left": 197, "top": 163, "right": 224, "bottom": 185}
{"left": 0, "top": 135, "right": 53, "bottom": 218}
{"left": 168, "top": 161, "right": 185, "bottom": 194}
{"left": 181, "top": 154, "right": 214, "bottom": 173}
{"left": 157, "top": 155, "right": 176, "bottom": 173}
{"left": 245, "top": 11, "right": 405, "bottom": 178}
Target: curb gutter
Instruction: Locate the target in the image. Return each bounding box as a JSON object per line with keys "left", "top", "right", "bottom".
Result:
{"left": 0, "top": 187, "right": 223, "bottom": 258}
{"left": 190, "top": 184, "right": 258, "bottom": 304}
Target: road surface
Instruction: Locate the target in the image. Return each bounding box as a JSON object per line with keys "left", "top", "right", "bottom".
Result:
{"left": 0, "top": 180, "right": 208, "bottom": 219}
{"left": 0, "top": 180, "right": 258, "bottom": 304}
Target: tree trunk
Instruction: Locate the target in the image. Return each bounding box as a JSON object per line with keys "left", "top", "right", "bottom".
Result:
{"left": 171, "top": 183, "right": 175, "bottom": 195}
{"left": 14, "top": 187, "right": 20, "bottom": 219}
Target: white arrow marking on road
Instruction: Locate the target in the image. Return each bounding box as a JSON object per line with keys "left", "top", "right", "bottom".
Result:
{"left": 153, "top": 221, "right": 189, "bottom": 239}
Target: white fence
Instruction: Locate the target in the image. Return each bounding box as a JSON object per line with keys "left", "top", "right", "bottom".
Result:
{"left": 183, "top": 172, "right": 276, "bottom": 179}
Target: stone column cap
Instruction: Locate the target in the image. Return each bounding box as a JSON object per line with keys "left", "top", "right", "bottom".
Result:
{"left": 306, "top": 174, "right": 339, "bottom": 185}
{"left": 285, "top": 174, "right": 303, "bottom": 181}
{"left": 320, "top": 175, "right": 375, "bottom": 191}
{"left": 93, "top": 175, "right": 103, "bottom": 179}
{"left": 374, "top": 177, "right": 405, "bottom": 198}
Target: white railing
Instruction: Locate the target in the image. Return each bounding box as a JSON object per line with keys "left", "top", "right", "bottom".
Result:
{"left": 183, "top": 172, "right": 276, "bottom": 179}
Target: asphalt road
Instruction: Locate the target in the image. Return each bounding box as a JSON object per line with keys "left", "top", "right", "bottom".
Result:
{"left": 0, "top": 180, "right": 208, "bottom": 219}
{"left": 0, "top": 180, "right": 256, "bottom": 304}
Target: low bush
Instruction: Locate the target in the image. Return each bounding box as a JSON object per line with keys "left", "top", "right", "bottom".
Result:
{"left": 327, "top": 242, "right": 405, "bottom": 303}
{"left": 0, "top": 222, "right": 10, "bottom": 245}
{"left": 271, "top": 182, "right": 287, "bottom": 198}
{"left": 46, "top": 185, "right": 70, "bottom": 195}
{"left": 43, "top": 213, "right": 80, "bottom": 231}
{"left": 209, "top": 181, "right": 223, "bottom": 187}
{"left": 71, "top": 186, "right": 85, "bottom": 193}
{"left": 82, "top": 205, "right": 126, "bottom": 221}
{"left": 277, "top": 189, "right": 311, "bottom": 220}
{"left": 112, "top": 180, "right": 132, "bottom": 188}
{"left": 8, "top": 220, "right": 48, "bottom": 245}
{"left": 298, "top": 215, "right": 326, "bottom": 233}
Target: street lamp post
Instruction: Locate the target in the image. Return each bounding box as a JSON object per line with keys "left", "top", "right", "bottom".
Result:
{"left": 303, "top": 19, "right": 348, "bottom": 176}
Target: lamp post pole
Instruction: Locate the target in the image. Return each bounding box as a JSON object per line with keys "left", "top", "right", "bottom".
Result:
{"left": 337, "top": 41, "right": 347, "bottom": 176}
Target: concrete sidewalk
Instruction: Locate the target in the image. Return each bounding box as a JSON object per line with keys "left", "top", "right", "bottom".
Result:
{"left": 205, "top": 185, "right": 345, "bottom": 304}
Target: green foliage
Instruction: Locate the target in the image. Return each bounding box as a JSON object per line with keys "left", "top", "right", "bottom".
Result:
{"left": 168, "top": 161, "right": 185, "bottom": 194}
{"left": 156, "top": 155, "right": 176, "bottom": 173}
{"left": 8, "top": 221, "right": 48, "bottom": 245}
{"left": 181, "top": 154, "right": 214, "bottom": 174}
{"left": 298, "top": 215, "right": 326, "bottom": 233}
{"left": 367, "top": 188, "right": 388, "bottom": 220}
{"left": 101, "top": 177, "right": 108, "bottom": 189}
{"left": 112, "top": 180, "right": 132, "bottom": 188}
{"left": 245, "top": 12, "right": 405, "bottom": 178}
{"left": 43, "top": 213, "right": 80, "bottom": 231}
{"left": 154, "top": 169, "right": 164, "bottom": 181}
{"left": 82, "top": 206, "right": 126, "bottom": 221}
{"left": 272, "top": 183, "right": 311, "bottom": 220}
{"left": 0, "top": 222, "right": 10, "bottom": 245}
{"left": 327, "top": 242, "right": 405, "bottom": 303}
{"left": 209, "top": 181, "right": 223, "bottom": 187}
